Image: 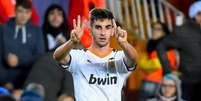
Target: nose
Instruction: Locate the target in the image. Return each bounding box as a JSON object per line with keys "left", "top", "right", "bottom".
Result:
{"left": 100, "top": 29, "right": 106, "bottom": 36}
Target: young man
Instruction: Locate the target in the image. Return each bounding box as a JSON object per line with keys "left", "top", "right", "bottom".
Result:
{"left": 53, "top": 8, "right": 138, "bottom": 101}
{"left": 0, "top": 0, "right": 45, "bottom": 88}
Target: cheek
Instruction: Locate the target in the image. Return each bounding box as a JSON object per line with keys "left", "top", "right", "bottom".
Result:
{"left": 195, "top": 15, "right": 201, "bottom": 22}
{"left": 57, "top": 15, "right": 63, "bottom": 23}
{"left": 26, "top": 13, "right": 32, "bottom": 19}
{"left": 16, "top": 12, "right": 23, "bottom": 18}
{"left": 92, "top": 29, "right": 100, "bottom": 36}
{"left": 54, "top": 15, "right": 63, "bottom": 23}
{"left": 48, "top": 15, "right": 54, "bottom": 23}
{"left": 21, "top": 12, "right": 31, "bottom": 19}
{"left": 107, "top": 30, "right": 113, "bottom": 37}
{"left": 171, "top": 87, "right": 176, "bottom": 93}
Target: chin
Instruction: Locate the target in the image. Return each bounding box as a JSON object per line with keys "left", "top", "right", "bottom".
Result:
{"left": 97, "top": 43, "right": 107, "bottom": 48}
{"left": 163, "top": 94, "right": 174, "bottom": 98}
{"left": 18, "top": 21, "right": 28, "bottom": 25}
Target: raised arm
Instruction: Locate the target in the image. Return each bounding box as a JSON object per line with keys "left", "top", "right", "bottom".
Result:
{"left": 53, "top": 15, "right": 84, "bottom": 64}
{"left": 156, "top": 33, "right": 178, "bottom": 75}
{"left": 113, "top": 20, "right": 138, "bottom": 68}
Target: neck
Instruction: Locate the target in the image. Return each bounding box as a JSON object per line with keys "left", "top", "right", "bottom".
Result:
{"left": 89, "top": 43, "right": 113, "bottom": 58}
{"left": 16, "top": 22, "right": 25, "bottom": 28}
{"left": 159, "top": 94, "right": 177, "bottom": 101}
{"left": 91, "top": 43, "right": 111, "bottom": 51}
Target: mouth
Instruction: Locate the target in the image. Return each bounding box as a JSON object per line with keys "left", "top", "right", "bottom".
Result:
{"left": 99, "top": 38, "right": 106, "bottom": 42}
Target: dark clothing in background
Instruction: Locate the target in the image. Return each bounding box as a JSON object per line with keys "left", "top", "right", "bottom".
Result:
{"left": 157, "top": 18, "right": 201, "bottom": 101}
{"left": 25, "top": 52, "right": 74, "bottom": 101}
{"left": 0, "top": 18, "right": 45, "bottom": 88}
{"left": 0, "top": 25, "right": 7, "bottom": 84}
{"left": 147, "top": 38, "right": 164, "bottom": 53}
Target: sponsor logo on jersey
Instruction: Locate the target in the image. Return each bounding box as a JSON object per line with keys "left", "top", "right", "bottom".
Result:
{"left": 89, "top": 74, "right": 117, "bottom": 85}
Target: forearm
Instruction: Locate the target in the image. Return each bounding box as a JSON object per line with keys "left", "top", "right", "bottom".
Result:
{"left": 53, "top": 39, "right": 76, "bottom": 63}
{"left": 157, "top": 44, "right": 172, "bottom": 75}
{"left": 119, "top": 41, "right": 138, "bottom": 67}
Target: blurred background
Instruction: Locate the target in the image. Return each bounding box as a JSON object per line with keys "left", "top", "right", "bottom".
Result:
{"left": 0, "top": 0, "right": 200, "bottom": 101}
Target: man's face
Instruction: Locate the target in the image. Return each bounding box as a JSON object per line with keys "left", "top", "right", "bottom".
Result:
{"left": 161, "top": 80, "right": 177, "bottom": 97}
{"left": 152, "top": 23, "right": 164, "bottom": 40}
{"left": 15, "top": 6, "right": 32, "bottom": 26}
{"left": 48, "top": 9, "right": 64, "bottom": 28}
{"left": 195, "top": 12, "right": 201, "bottom": 26}
{"left": 91, "top": 19, "right": 113, "bottom": 48}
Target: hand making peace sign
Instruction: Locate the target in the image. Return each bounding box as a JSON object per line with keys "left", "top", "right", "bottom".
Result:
{"left": 70, "top": 15, "right": 86, "bottom": 43}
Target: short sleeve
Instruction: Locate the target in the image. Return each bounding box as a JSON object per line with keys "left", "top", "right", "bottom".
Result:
{"left": 115, "top": 51, "right": 136, "bottom": 73}
{"left": 61, "top": 49, "right": 82, "bottom": 73}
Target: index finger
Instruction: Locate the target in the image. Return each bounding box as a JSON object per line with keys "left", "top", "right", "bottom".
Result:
{"left": 77, "top": 15, "right": 81, "bottom": 28}
{"left": 112, "top": 19, "right": 117, "bottom": 29}
{"left": 82, "top": 19, "right": 87, "bottom": 29}
{"left": 73, "top": 19, "right": 76, "bottom": 29}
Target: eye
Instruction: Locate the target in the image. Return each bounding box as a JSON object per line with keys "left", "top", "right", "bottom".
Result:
{"left": 106, "top": 25, "right": 112, "bottom": 29}
{"left": 95, "top": 25, "right": 102, "bottom": 30}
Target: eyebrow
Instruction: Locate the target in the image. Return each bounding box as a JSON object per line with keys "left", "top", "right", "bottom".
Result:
{"left": 94, "top": 24, "right": 113, "bottom": 29}
{"left": 106, "top": 25, "right": 112, "bottom": 28}
{"left": 95, "top": 25, "right": 102, "bottom": 27}
{"left": 95, "top": 25, "right": 102, "bottom": 29}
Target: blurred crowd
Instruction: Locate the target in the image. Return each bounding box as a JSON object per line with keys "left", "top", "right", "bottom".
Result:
{"left": 0, "top": 0, "right": 74, "bottom": 101}
{"left": 0, "top": 0, "right": 201, "bottom": 101}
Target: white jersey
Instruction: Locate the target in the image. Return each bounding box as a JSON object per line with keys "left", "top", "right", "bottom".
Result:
{"left": 62, "top": 49, "right": 135, "bottom": 101}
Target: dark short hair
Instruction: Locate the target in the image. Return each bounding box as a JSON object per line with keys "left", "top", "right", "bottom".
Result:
{"left": 89, "top": 8, "right": 114, "bottom": 26}
{"left": 16, "top": 0, "right": 32, "bottom": 9}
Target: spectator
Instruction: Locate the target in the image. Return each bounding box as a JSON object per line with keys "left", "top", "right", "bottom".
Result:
{"left": 0, "top": 24, "right": 7, "bottom": 86}
{"left": 157, "top": 1, "right": 201, "bottom": 100}
{"left": 148, "top": 74, "right": 184, "bottom": 101}
{"left": 20, "top": 83, "right": 45, "bottom": 101}
{"left": 42, "top": 4, "right": 70, "bottom": 51}
{"left": 25, "top": 52, "right": 74, "bottom": 101}
{"left": 0, "top": 0, "right": 45, "bottom": 89}
{"left": 0, "top": 87, "right": 10, "bottom": 95}
{"left": 138, "top": 22, "right": 177, "bottom": 101}
{"left": 25, "top": 4, "right": 74, "bottom": 101}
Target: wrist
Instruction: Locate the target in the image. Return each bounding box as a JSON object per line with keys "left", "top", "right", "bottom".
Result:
{"left": 69, "top": 38, "right": 79, "bottom": 45}
{"left": 119, "top": 41, "right": 128, "bottom": 48}
{"left": 65, "top": 39, "right": 77, "bottom": 49}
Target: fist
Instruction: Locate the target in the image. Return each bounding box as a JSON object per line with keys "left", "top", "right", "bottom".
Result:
{"left": 7, "top": 53, "right": 19, "bottom": 68}
{"left": 112, "top": 19, "right": 128, "bottom": 44}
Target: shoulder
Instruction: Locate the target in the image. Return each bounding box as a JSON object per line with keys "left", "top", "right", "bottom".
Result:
{"left": 2, "top": 20, "right": 13, "bottom": 29}
{"left": 70, "top": 49, "right": 86, "bottom": 55}
{"left": 28, "top": 24, "right": 41, "bottom": 31}
{"left": 112, "top": 49, "right": 124, "bottom": 55}
{"left": 26, "top": 21, "right": 41, "bottom": 31}
{"left": 174, "top": 19, "right": 198, "bottom": 35}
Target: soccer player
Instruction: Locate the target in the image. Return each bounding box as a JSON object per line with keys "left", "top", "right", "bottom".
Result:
{"left": 53, "top": 8, "right": 138, "bottom": 101}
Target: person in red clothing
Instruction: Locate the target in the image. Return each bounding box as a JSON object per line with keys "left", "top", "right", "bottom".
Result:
{"left": 138, "top": 22, "right": 177, "bottom": 101}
